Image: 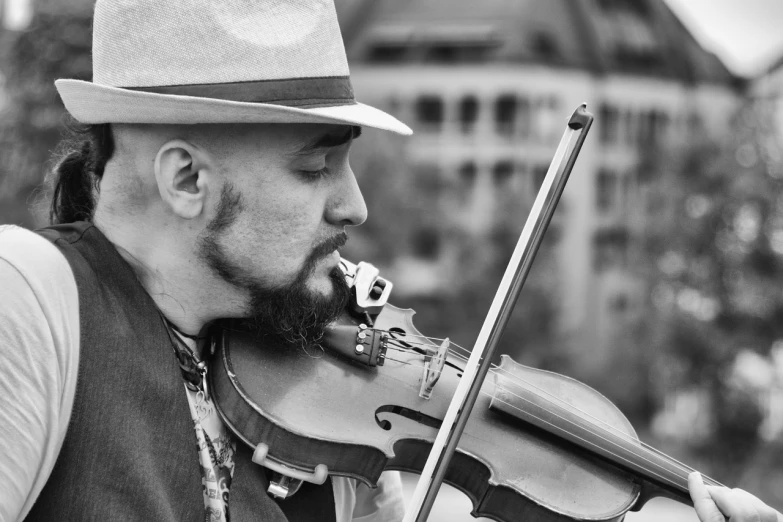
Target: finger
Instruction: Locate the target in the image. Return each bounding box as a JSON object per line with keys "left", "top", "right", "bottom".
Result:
{"left": 760, "top": 505, "right": 782, "bottom": 522}
{"left": 689, "top": 472, "right": 726, "bottom": 522}
{"left": 714, "top": 487, "right": 779, "bottom": 522}
{"left": 732, "top": 489, "right": 778, "bottom": 522}
{"left": 707, "top": 487, "right": 760, "bottom": 522}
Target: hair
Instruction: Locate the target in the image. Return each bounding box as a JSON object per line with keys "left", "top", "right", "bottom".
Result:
{"left": 49, "top": 121, "right": 115, "bottom": 225}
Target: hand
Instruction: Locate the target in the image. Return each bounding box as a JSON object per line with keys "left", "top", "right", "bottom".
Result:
{"left": 689, "top": 471, "right": 782, "bottom": 522}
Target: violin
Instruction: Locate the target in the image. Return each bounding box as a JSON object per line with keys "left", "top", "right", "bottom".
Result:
{"left": 209, "top": 106, "right": 727, "bottom": 521}
{"left": 210, "top": 264, "right": 724, "bottom": 521}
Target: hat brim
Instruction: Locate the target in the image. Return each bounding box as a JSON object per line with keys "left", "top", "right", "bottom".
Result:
{"left": 55, "top": 79, "right": 412, "bottom": 136}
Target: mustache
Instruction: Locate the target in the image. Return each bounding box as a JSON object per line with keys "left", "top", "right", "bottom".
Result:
{"left": 293, "top": 232, "right": 349, "bottom": 286}
{"left": 309, "top": 232, "right": 348, "bottom": 261}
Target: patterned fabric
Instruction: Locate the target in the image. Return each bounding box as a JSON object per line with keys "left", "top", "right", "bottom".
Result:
{"left": 170, "top": 328, "right": 237, "bottom": 522}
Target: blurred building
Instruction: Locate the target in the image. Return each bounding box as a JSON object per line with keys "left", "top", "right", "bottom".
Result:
{"left": 340, "top": 0, "right": 743, "bottom": 362}
{"left": 754, "top": 54, "right": 783, "bottom": 140}
{"left": 0, "top": 0, "right": 745, "bottom": 362}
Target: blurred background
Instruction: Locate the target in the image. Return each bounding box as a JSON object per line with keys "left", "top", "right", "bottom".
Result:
{"left": 1, "top": 0, "right": 782, "bottom": 519}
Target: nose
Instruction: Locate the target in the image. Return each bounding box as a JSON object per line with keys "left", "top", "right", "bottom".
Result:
{"left": 325, "top": 163, "right": 368, "bottom": 227}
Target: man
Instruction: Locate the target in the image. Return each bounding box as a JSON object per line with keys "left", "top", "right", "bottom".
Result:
{"left": 0, "top": 1, "right": 778, "bottom": 521}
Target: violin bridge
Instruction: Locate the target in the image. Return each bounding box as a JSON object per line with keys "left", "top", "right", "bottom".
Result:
{"left": 419, "top": 338, "right": 449, "bottom": 399}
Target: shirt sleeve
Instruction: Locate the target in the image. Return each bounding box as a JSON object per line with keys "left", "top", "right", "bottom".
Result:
{"left": 0, "top": 225, "right": 80, "bottom": 521}
{"left": 352, "top": 471, "right": 406, "bottom": 522}
{"left": 333, "top": 471, "right": 406, "bottom": 522}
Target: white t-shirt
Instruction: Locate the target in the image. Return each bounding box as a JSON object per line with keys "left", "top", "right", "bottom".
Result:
{"left": 0, "top": 225, "right": 404, "bottom": 522}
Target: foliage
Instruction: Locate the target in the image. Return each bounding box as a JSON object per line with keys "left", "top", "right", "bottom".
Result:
{"left": 0, "top": 11, "right": 92, "bottom": 227}
{"left": 631, "top": 100, "right": 783, "bottom": 499}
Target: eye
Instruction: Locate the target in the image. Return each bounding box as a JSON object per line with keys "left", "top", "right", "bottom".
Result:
{"left": 299, "top": 167, "right": 330, "bottom": 180}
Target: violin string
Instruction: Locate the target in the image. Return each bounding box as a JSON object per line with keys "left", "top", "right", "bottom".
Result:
{"left": 380, "top": 329, "right": 658, "bottom": 456}
{"left": 486, "top": 381, "right": 720, "bottom": 486}
{"left": 389, "top": 344, "right": 440, "bottom": 364}
{"left": 381, "top": 335, "right": 698, "bottom": 488}
{"left": 445, "top": 349, "right": 706, "bottom": 482}
{"left": 384, "top": 338, "right": 433, "bottom": 351}
{"left": 378, "top": 331, "right": 449, "bottom": 344}
{"left": 369, "top": 328, "right": 719, "bottom": 486}
{"left": 373, "top": 328, "right": 710, "bottom": 483}
{"left": 380, "top": 351, "right": 709, "bottom": 490}
{"left": 384, "top": 342, "right": 428, "bottom": 355}
{"left": 483, "top": 391, "right": 706, "bottom": 491}
{"left": 381, "top": 356, "right": 420, "bottom": 366}
{"left": 431, "top": 337, "right": 697, "bottom": 472}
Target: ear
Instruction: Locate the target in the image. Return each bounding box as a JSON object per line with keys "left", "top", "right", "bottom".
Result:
{"left": 154, "top": 140, "right": 212, "bottom": 220}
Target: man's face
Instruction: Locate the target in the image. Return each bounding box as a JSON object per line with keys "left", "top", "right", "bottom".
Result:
{"left": 196, "top": 123, "right": 367, "bottom": 346}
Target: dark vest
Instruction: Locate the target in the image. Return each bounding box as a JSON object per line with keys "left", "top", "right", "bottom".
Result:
{"left": 26, "top": 222, "right": 335, "bottom": 522}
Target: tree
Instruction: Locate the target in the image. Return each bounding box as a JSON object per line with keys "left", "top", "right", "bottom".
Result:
{"left": 0, "top": 9, "right": 93, "bottom": 227}
{"left": 632, "top": 100, "right": 783, "bottom": 504}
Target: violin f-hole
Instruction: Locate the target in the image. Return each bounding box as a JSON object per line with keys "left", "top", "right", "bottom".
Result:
{"left": 375, "top": 405, "right": 443, "bottom": 432}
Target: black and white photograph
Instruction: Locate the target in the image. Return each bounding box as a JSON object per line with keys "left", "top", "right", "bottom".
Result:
{"left": 1, "top": 0, "right": 782, "bottom": 520}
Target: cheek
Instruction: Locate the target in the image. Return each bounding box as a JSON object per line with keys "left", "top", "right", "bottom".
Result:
{"left": 224, "top": 190, "right": 326, "bottom": 283}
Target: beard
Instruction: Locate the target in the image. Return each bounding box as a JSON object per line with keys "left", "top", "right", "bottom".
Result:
{"left": 198, "top": 182, "right": 350, "bottom": 349}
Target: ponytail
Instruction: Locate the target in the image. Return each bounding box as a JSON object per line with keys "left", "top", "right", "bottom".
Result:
{"left": 49, "top": 122, "right": 114, "bottom": 225}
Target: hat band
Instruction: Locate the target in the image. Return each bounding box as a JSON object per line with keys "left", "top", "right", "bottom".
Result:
{"left": 126, "top": 76, "right": 356, "bottom": 108}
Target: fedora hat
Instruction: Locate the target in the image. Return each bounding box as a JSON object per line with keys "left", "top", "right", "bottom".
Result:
{"left": 55, "top": 0, "right": 412, "bottom": 135}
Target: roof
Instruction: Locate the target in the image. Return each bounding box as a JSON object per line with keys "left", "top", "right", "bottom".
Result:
{"left": 340, "top": 0, "right": 738, "bottom": 86}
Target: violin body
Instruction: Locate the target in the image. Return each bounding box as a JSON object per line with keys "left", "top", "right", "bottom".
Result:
{"left": 212, "top": 305, "right": 650, "bottom": 522}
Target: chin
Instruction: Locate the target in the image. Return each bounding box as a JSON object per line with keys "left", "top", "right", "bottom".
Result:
{"left": 306, "top": 274, "right": 336, "bottom": 296}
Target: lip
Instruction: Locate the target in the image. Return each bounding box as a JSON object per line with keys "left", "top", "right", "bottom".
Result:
{"left": 325, "top": 250, "right": 340, "bottom": 266}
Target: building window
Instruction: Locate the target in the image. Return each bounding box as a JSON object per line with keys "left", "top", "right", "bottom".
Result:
{"left": 415, "top": 95, "right": 444, "bottom": 131}
{"left": 425, "top": 45, "right": 459, "bottom": 63}
{"left": 609, "top": 293, "right": 630, "bottom": 313}
{"left": 531, "top": 32, "right": 560, "bottom": 61}
{"left": 599, "top": 103, "right": 620, "bottom": 145}
{"left": 622, "top": 110, "right": 636, "bottom": 146}
{"left": 517, "top": 96, "right": 532, "bottom": 139}
{"left": 637, "top": 110, "right": 665, "bottom": 146}
{"left": 688, "top": 112, "right": 703, "bottom": 134}
{"left": 655, "top": 110, "right": 670, "bottom": 142}
{"left": 620, "top": 173, "right": 632, "bottom": 213}
{"left": 592, "top": 227, "right": 630, "bottom": 272}
{"left": 492, "top": 161, "right": 514, "bottom": 185}
{"left": 368, "top": 43, "right": 409, "bottom": 63}
{"left": 423, "top": 43, "right": 495, "bottom": 63}
{"left": 596, "top": 169, "right": 617, "bottom": 212}
{"left": 459, "top": 95, "right": 479, "bottom": 133}
{"left": 458, "top": 161, "right": 477, "bottom": 185}
{"left": 495, "top": 94, "right": 516, "bottom": 136}
{"left": 534, "top": 96, "right": 560, "bottom": 141}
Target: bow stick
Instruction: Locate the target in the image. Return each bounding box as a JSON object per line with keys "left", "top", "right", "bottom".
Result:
{"left": 404, "top": 104, "right": 594, "bottom": 522}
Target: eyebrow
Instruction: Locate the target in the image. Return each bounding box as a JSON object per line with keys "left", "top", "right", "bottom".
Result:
{"left": 291, "top": 126, "right": 362, "bottom": 157}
